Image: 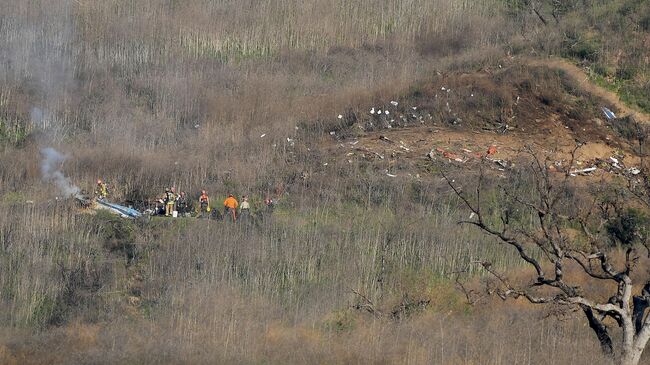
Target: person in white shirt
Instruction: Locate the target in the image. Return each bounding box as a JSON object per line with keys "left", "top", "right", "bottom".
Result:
{"left": 240, "top": 195, "right": 251, "bottom": 217}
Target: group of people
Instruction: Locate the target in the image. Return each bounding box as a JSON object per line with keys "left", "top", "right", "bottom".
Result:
{"left": 94, "top": 179, "right": 275, "bottom": 222}
{"left": 159, "top": 187, "right": 273, "bottom": 222}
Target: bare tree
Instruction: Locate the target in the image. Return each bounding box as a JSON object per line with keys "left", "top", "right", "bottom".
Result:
{"left": 444, "top": 148, "right": 650, "bottom": 365}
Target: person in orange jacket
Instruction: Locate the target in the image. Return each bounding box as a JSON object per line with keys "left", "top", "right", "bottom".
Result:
{"left": 223, "top": 194, "right": 239, "bottom": 222}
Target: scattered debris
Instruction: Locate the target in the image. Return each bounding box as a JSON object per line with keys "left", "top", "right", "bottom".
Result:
{"left": 260, "top": 134, "right": 266, "bottom": 138}
{"left": 356, "top": 147, "right": 385, "bottom": 160}
{"left": 488, "top": 158, "right": 514, "bottom": 170}
{"left": 602, "top": 107, "right": 616, "bottom": 120}
{"left": 609, "top": 157, "right": 623, "bottom": 169}
{"left": 570, "top": 167, "right": 597, "bottom": 176}
{"left": 397, "top": 140, "right": 411, "bottom": 151}
{"left": 390, "top": 101, "right": 399, "bottom": 106}
{"left": 379, "top": 135, "right": 395, "bottom": 144}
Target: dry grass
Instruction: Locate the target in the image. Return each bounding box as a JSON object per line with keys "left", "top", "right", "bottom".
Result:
{"left": 1, "top": 0, "right": 647, "bottom": 364}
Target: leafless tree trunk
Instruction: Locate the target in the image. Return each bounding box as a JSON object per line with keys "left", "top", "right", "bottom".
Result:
{"left": 444, "top": 146, "right": 650, "bottom": 365}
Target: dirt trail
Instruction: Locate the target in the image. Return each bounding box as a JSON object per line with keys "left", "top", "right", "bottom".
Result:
{"left": 527, "top": 57, "right": 650, "bottom": 124}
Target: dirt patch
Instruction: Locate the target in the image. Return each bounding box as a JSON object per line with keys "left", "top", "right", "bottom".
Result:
{"left": 318, "top": 60, "right": 643, "bottom": 179}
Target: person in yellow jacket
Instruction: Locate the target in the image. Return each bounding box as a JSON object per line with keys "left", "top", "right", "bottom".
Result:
{"left": 95, "top": 179, "right": 108, "bottom": 200}
{"left": 223, "top": 194, "right": 239, "bottom": 222}
{"left": 165, "top": 187, "right": 177, "bottom": 217}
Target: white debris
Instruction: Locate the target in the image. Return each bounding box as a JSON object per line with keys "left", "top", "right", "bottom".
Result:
{"left": 602, "top": 107, "right": 616, "bottom": 120}
{"left": 338, "top": 114, "right": 343, "bottom": 119}
{"left": 323, "top": 163, "right": 328, "bottom": 166}
{"left": 386, "top": 173, "right": 397, "bottom": 177}
{"left": 378, "top": 110, "right": 382, "bottom": 114}
{"left": 609, "top": 157, "right": 623, "bottom": 169}
{"left": 441, "top": 87, "right": 446, "bottom": 91}
{"left": 627, "top": 167, "right": 641, "bottom": 175}
{"left": 330, "top": 131, "right": 336, "bottom": 136}
{"left": 260, "top": 134, "right": 266, "bottom": 138}
{"left": 385, "top": 110, "right": 390, "bottom": 115}
{"left": 370, "top": 108, "right": 376, "bottom": 114}
{"left": 412, "top": 107, "right": 417, "bottom": 110}
{"left": 390, "top": 101, "right": 399, "bottom": 106}
{"left": 570, "top": 167, "right": 597, "bottom": 176}
{"left": 194, "top": 124, "right": 200, "bottom": 129}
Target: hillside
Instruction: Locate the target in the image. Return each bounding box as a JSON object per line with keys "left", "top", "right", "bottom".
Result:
{"left": 1, "top": 1, "right": 650, "bottom": 365}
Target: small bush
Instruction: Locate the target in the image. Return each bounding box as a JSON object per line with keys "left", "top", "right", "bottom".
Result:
{"left": 92, "top": 211, "right": 137, "bottom": 261}
{"left": 606, "top": 208, "right": 649, "bottom": 246}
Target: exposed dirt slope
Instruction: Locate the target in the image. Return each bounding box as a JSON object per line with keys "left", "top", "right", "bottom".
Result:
{"left": 528, "top": 57, "right": 650, "bottom": 125}
{"left": 316, "top": 59, "right": 645, "bottom": 180}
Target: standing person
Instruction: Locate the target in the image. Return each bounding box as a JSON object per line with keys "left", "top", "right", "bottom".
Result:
{"left": 199, "top": 190, "right": 210, "bottom": 217}
{"left": 95, "top": 179, "right": 108, "bottom": 200}
{"left": 223, "top": 194, "right": 239, "bottom": 222}
{"left": 264, "top": 196, "right": 275, "bottom": 213}
{"left": 239, "top": 195, "right": 251, "bottom": 221}
{"left": 165, "top": 187, "right": 177, "bottom": 217}
{"left": 176, "top": 191, "right": 188, "bottom": 216}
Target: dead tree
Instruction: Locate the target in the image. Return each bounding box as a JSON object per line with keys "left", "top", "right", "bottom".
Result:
{"left": 444, "top": 149, "right": 650, "bottom": 365}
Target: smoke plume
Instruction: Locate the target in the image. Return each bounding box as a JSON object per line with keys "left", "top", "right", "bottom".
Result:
{"left": 40, "top": 147, "right": 80, "bottom": 197}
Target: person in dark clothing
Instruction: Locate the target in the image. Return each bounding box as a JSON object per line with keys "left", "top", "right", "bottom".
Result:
{"left": 176, "top": 191, "right": 188, "bottom": 216}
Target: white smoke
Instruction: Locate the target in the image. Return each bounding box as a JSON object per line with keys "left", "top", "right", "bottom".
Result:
{"left": 40, "top": 147, "right": 80, "bottom": 197}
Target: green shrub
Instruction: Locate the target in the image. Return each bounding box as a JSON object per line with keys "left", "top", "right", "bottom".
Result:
{"left": 92, "top": 211, "right": 137, "bottom": 261}
{"left": 606, "top": 208, "right": 649, "bottom": 246}
{"left": 0, "top": 118, "right": 29, "bottom": 147}
{"left": 620, "top": 83, "right": 650, "bottom": 114}
{"left": 563, "top": 37, "right": 601, "bottom": 62}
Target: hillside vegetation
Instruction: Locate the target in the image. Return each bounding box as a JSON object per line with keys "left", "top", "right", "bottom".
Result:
{"left": 1, "top": 0, "right": 649, "bottom": 364}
